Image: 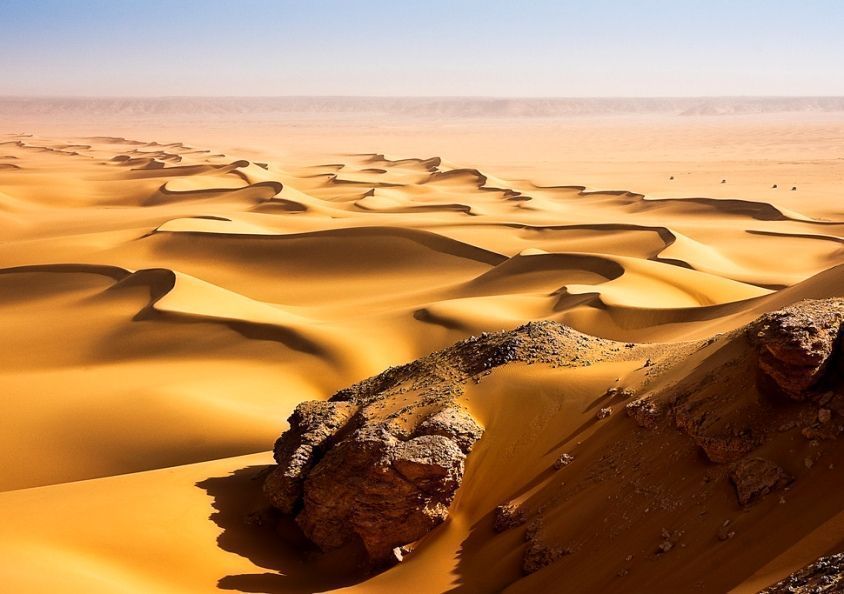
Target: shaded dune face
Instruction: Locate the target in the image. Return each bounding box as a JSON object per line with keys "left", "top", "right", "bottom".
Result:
{"left": 0, "top": 132, "right": 843, "bottom": 594}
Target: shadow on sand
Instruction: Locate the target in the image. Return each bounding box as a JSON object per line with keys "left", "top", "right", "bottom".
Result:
{"left": 196, "top": 465, "right": 370, "bottom": 594}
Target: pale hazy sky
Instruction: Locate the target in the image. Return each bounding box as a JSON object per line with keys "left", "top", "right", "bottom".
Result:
{"left": 1, "top": 0, "right": 842, "bottom": 97}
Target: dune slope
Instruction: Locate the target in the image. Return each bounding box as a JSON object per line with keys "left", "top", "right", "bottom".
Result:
{"left": 0, "top": 130, "right": 842, "bottom": 593}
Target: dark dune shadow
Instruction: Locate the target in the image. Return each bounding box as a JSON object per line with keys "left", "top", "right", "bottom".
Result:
{"left": 196, "top": 465, "right": 371, "bottom": 594}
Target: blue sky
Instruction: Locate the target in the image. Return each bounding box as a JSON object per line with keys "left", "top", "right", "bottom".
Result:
{"left": 1, "top": 0, "right": 842, "bottom": 96}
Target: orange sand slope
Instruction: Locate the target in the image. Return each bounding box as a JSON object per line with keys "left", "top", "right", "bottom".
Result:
{"left": 0, "top": 131, "right": 842, "bottom": 593}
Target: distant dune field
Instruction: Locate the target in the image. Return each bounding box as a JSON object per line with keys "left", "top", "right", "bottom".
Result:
{"left": 1, "top": 100, "right": 843, "bottom": 593}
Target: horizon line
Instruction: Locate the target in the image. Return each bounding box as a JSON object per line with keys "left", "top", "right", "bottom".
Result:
{"left": 3, "top": 94, "right": 844, "bottom": 100}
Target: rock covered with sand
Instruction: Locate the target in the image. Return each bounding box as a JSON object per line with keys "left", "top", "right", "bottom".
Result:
{"left": 264, "top": 321, "right": 634, "bottom": 564}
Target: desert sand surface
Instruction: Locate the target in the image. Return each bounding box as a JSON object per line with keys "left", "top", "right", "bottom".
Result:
{"left": 1, "top": 99, "right": 843, "bottom": 593}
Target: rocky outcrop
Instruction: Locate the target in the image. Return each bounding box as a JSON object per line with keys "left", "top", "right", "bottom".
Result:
{"left": 265, "top": 402, "right": 481, "bottom": 565}
{"left": 295, "top": 426, "right": 473, "bottom": 563}
{"left": 728, "top": 457, "right": 792, "bottom": 506}
{"left": 759, "top": 552, "right": 844, "bottom": 593}
{"left": 261, "top": 301, "right": 844, "bottom": 570}
{"left": 749, "top": 299, "right": 844, "bottom": 399}
{"left": 263, "top": 400, "right": 358, "bottom": 513}
{"left": 264, "top": 321, "right": 641, "bottom": 564}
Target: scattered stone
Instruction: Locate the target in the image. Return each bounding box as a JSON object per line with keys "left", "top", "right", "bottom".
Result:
{"left": 657, "top": 528, "right": 681, "bottom": 554}
{"left": 494, "top": 503, "right": 527, "bottom": 533}
{"left": 522, "top": 541, "right": 571, "bottom": 575}
{"left": 804, "top": 457, "right": 814, "bottom": 469}
{"left": 626, "top": 397, "right": 662, "bottom": 429}
{"left": 717, "top": 520, "right": 735, "bottom": 541}
{"left": 729, "top": 457, "right": 793, "bottom": 506}
{"left": 597, "top": 407, "right": 613, "bottom": 420}
{"left": 553, "top": 453, "right": 575, "bottom": 470}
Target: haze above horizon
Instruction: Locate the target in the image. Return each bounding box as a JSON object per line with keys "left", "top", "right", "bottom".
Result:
{"left": 2, "top": 0, "right": 843, "bottom": 97}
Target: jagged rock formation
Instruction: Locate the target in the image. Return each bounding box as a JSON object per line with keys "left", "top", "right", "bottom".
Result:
{"left": 264, "top": 321, "right": 643, "bottom": 564}
{"left": 759, "top": 552, "right": 844, "bottom": 593}
{"left": 749, "top": 298, "right": 844, "bottom": 399}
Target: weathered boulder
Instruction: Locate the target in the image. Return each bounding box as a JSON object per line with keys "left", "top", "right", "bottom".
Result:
{"left": 265, "top": 400, "right": 482, "bottom": 564}
{"left": 749, "top": 299, "right": 844, "bottom": 399}
{"left": 296, "top": 428, "right": 469, "bottom": 563}
{"left": 729, "top": 457, "right": 792, "bottom": 506}
{"left": 262, "top": 400, "right": 358, "bottom": 513}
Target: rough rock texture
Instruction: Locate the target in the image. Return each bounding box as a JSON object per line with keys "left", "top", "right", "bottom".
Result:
{"left": 264, "top": 321, "right": 643, "bottom": 564}
{"left": 749, "top": 299, "right": 844, "bottom": 399}
{"left": 693, "top": 434, "right": 760, "bottom": 464}
{"left": 553, "top": 453, "right": 575, "bottom": 470}
{"left": 626, "top": 397, "right": 662, "bottom": 429}
{"left": 262, "top": 301, "right": 844, "bottom": 569}
{"left": 660, "top": 299, "right": 844, "bottom": 478}
{"left": 597, "top": 406, "right": 613, "bottom": 419}
{"left": 522, "top": 540, "right": 569, "bottom": 575}
{"left": 296, "top": 428, "right": 469, "bottom": 562}
{"left": 263, "top": 401, "right": 358, "bottom": 513}
{"left": 729, "top": 457, "right": 793, "bottom": 506}
{"left": 759, "top": 552, "right": 844, "bottom": 593}
{"left": 493, "top": 503, "right": 527, "bottom": 533}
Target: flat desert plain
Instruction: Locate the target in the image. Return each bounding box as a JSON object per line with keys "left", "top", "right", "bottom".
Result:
{"left": 0, "top": 98, "right": 843, "bottom": 593}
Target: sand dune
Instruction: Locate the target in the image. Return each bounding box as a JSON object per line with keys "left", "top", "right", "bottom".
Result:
{"left": 0, "top": 123, "right": 843, "bottom": 593}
